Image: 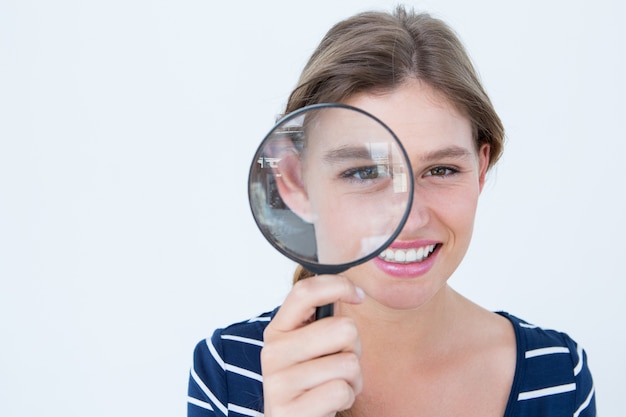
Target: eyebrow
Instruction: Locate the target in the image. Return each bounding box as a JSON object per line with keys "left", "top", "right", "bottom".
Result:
{"left": 419, "top": 145, "right": 473, "bottom": 162}
{"left": 321, "top": 144, "right": 474, "bottom": 165}
{"left": 322, "top": 145, "right": 376, "bottom": 164}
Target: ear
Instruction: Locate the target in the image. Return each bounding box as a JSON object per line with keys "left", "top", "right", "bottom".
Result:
{"left": 273, "top": 149, "right": 315, "bottom": 223}
{"left": 478, "top": 144, "right": 490, "bottom": 192}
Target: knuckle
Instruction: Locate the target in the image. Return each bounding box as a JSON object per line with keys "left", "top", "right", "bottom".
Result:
{"left": 328, "top": 380, "right": 356, "bottom": 410}
{"left": 261, "top": 371, "right": 282, "bottom": 395}
{"left": 340, "top": 352, "right": 360, "bottom": 375}
{"left": 334, "top": 316, "right": 359, "bottom": 343}
{"left": 260, "top": 343, "right": 281, "bottom": 369}
{"left": 291, "top": 279, "right": 313, "bottom": 301}
{"left": 339, "top": 275, "right": 355, "bottom": 294}
{"left": 337, "top": 352, "right": 362, "bottom": 395}
{"left": 260, "top": 341, "right": 272, "bottom": 360}
{"left": 293, "top": 276, "right": 314, "bottom": 291}
{"left": 262, "top": 324, "right": 276, "bottom": 341}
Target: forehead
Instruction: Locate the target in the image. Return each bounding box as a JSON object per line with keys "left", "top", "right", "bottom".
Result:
{"left": 302, "top": 105, "right": 400, "bottom": 155}
{"left": 342, "top": 80, "right": 474, "bottom": 155}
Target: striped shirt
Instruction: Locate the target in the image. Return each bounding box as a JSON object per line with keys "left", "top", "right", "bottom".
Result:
{"left": 187, "top": 309, "right": 595, "bottom": 417}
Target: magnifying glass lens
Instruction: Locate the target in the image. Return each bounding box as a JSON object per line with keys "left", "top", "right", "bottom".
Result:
{"left": 248, "top": 104, "right": 413, "bottom": 275}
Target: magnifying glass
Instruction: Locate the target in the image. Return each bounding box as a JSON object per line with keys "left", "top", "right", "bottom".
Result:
{"left": 248, "top": 103, "right": 413, "bottom": 319}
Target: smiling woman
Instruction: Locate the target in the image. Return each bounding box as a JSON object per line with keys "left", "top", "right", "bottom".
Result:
{"left": 339, "top": 80, "right": 488, "bottom": 290}
{"left": 187, "top": 5, "right": 596, "bottom": 417}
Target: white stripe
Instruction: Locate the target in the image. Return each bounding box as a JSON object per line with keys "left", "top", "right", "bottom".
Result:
{"left": 518, "top": 383, "right": 576, "bottom": 401}
{"left": 222, "top": 334, "right": 264, "bottom": 347}
{"left": 228, "top": 403, "right": 264, "bottom": 417}
{"left": 573, "top": 344, "right": 584, "bottom": 376}
{"left": 573, "top": 383, "right": 595, "bottom": 417}
{"left": 226, "top": 364, "right": 264, "bottom": 382}
{"left": 206, "top": 338, "right": 226, "bottom": 370}
{"left": 249, "top": 316, "right": 271, "bottom": 323}
{"left": 519, "top": 322, "right": 538, "bottom": 329}
{"left": 190, "top": 368, "right": 229, "bottom": 415}
{"left": 188, "top": 396, "right": 214, "bottom": 411}
{"left": 525, "top": 346, "right": 570, "bottom": 358}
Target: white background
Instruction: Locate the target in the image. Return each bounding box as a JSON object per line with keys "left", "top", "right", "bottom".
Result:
{"left": 1, "top": 0, "right": 624, "bottom": 415}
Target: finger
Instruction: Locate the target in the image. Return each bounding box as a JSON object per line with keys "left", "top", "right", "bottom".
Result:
{"left": 269, "top": 275, "right": 364, "bottom": 332}
{"left": 262, "top": 316, "right": 361, "bottom": 369}
{"left": 272, "top": 379, "right": 357, "bottom": 417}
{"left": 264, "top": 351, "right": 362, "bottom": 404}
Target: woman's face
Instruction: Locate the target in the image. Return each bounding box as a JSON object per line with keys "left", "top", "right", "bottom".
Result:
{"left": 300, "top": 80, "right": 489, "bottom": 311}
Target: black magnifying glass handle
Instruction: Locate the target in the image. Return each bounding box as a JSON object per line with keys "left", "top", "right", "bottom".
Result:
{"left": 315, "top": 303, "right": 334, "bottom": 320}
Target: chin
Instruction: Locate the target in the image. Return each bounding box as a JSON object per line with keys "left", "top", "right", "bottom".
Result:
{"left": 368, "top": 280, "right": 447, "bottom": 312}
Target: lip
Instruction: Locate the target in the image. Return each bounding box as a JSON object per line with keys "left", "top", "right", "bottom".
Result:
{"left": 386, "top": 240, "right": 439, "bottom": 250}
{"left": 373, "top": 240, "right": 440, "bottom": 278}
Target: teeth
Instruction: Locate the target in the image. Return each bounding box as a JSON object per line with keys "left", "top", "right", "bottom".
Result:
{"left": 378, "top": 245, "right": 437, "bottom": 264}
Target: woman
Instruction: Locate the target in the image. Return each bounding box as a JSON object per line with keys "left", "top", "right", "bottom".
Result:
{"left": 188, "top": 6, "right": 595, "bottom": 417}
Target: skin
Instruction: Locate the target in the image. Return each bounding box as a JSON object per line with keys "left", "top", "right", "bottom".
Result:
{"left": 262, "top": 80, "right": 516, "bottom": 417}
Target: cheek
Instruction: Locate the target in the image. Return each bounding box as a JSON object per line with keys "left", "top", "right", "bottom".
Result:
{"left": 311, "top": 192, "right": 393, "bottom": 264}
{"left": 436, "top": 186, "right": 480, "bottom": 239}
{"left": 313, "top": 204, "right": 360, "bottom": 264}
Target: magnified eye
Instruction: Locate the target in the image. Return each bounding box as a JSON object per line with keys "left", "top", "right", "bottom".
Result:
{"left": 342, "top": 165, "right": 389, "bottom": 180}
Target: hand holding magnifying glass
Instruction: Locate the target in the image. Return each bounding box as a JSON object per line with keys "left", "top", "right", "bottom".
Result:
{"left": 248, "top": 103, "right": 413, "bottom": 319}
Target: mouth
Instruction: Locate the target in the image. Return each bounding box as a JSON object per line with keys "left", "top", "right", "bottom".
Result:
{"left": 378, "top": 244, "right": 439, "bottom": 264}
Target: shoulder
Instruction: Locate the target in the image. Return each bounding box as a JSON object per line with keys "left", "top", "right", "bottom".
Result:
{"left": 498, "top": 312, "right": 596, "bottom": 417}
{"left": 187, "top": 308, "right": 278, "bottom": 417}
{"left": 201, "top": 308, "right": 275, "bottom": 371}
{"left": 213, "top": 308, "right": 276, "bottom": 350}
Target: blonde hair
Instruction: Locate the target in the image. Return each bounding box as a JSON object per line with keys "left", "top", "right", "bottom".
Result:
{"left": 289, "top": 5, "right": 504, "bottom": 290}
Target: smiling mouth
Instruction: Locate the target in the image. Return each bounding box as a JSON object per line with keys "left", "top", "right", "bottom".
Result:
{"left": 378, "top": 244, "right": 438, "bottom": 264}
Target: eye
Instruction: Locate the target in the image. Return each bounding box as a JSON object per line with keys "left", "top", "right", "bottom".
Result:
{"left": 341, "top": 165, "right": 385, "bottom": 180}
{"left": 425, "top": 166, "right": 458, "bottom": 177}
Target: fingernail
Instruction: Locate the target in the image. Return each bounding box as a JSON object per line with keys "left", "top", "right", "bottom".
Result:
{"left": 355, "top": 286, "right": 365, "bottom": 301}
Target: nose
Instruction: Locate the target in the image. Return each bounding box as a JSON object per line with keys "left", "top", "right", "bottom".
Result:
{"left": 399, "top": 190, "right": 430, "bottom": 234}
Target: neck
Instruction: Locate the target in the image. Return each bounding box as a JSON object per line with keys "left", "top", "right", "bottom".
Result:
{"left": 339, "top": 285, "right": 470, "bottom": 359}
